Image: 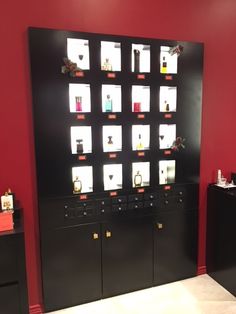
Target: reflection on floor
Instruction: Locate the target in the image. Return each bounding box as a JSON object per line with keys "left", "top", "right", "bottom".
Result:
{"left": 48, "top": 274, "right": 236, "bottom": 314}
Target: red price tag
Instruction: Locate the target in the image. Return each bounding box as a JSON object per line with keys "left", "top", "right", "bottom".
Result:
{"left": 137, "top": 114, "right": 145, "bottom": 119}
{"left": 75, "top": 71, "right": 84, "bottom": 77}
{"left": 164, "top": 150, "right": 172, "bottom": 155}
{"left": 137, "top": 152, "right": 145, "bottom": 157}
{"left": 109, "top": 153, "right": 117, "bottom": 159}
{"left": 108, "top": 114, "right": 117, "bottom": 120}
{"left": 165, "top": 75, "right": 173, "bottom": 80}
{"left": 164, "top": 185, "right": 171, "bottom": 190}
{"left": 110, "top": 191, "right": 117, "bottom": 196}
{"left": 107, "top": 73, "right": 116, "bottom": 78}
{"left": 164, "top": 113, "right": 172, "bottom": 119}
{"left": 137, "top": 74, "right": 145, "bottom": 79}
{"left": 80, "top": 194, "right": 88, "bottom": 200}
{"left": 137, "top": 188, "right": 145, "bottom": 193}
{"left": 77, "top": 114, "right": 85, "bottom": 120}
{"left": 78, "top": 155, "right": 86, "bottom": 161}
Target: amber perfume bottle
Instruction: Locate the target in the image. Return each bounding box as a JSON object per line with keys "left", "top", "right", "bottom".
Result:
{"left": 105, "top": 94, "right": 113, "bottom": 112}
{"left": 76, "top": 139, "right": 84, "bottom": 154}
{"left": 134, "top": 49, "right": 140, "bottom": 72}
{"left": 136, "top": 134, "right": 144, "bottom": 150}
{"left": 161, "top": 56, "right": 167, "bottom": 73}
{"left": 164, "top": 100, "right": 170, "bottom": 112}
{"left": 75, "top": 96, "right": 82, "bottom": 112}
{"left": 134, "top": 171, "right": 142, "bottom": 187}
{"left": 73, "top": 176, "right": 82, "bottom": 193}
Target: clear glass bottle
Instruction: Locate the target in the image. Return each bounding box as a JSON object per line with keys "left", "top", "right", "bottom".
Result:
{"left": 105, "top": 94, "right": 113, "bottom": 112}
{"left": 76, "top": 139, "right": 84, "bottom": 154}
{"left": 134, "top": 170, "right": 142, "bottom": 187}
{"left": 136, "top": 134, "right": 144, "bottom": 150}
{"left": 134, "top": 49, "right": 140, "bottom": 72}
{"left": 73, "top": 176, "right": 82, "bottom": 193}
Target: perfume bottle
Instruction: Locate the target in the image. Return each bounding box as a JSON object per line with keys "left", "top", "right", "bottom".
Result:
{"left": 136, "top": 134, "right": 144, "bottom": 150}
{"left": 133, "top": 102, "right": 141, "bottom": 112}
{"left": 102, "top": 58, "right": 112, "bottom": 71}
{"left": 75, "top": 96, "right": 82, "bottom": 112}
{"left": 73, "top": 176, "right": 82, "bottom": 193}
{"left": 107, "top": 136, "right": 113, "bottom": 145}
{"left": 76, "top": 139, "right": 84, "bottom": 154}
{"left": 134, "top": 49, "right": 140, "bottom": 72}
{"left": 134, "top": 171, "right": 142, "bottom": 187}
{"left": 105, "top": 94, "right": 113, "bottom": 112}
{"left": 161, "top": 56, "right": 167, "bottom": 73}
{"left": 164, "top": 100, "right": 170, "bottom": 112}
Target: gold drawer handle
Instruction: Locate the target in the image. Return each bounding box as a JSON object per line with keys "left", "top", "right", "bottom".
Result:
{"left": 156, "top": 223, "right": 163, "bottom": 230}
{"left": 106, "top": 230, "right": 112, "bottom": 238}
{"left": 93, "top": 232, "right": 99, "bottom": 240}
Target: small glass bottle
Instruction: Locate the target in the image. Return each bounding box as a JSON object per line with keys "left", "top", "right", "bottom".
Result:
{"left": 136, "top": 134, "right": 144, "bottom": 150}
{"left": 73, "top": 176, "right": 82, "bottom": 193}
{"left": 134, "top": 171, "right": 142, "bottom": 187}
{"left": 164, "top": 100, "right": 170, "bottom": 112}
{"left": 161, "top": 56, "right": 167, "bottom": 74}
{"left": 75, "top": 96, "right": 82, "bottom": 112}
{"left": 134, "top": 49, "right": 140, "bottom": 72}
{"left": 105, "top": 94, "right": 113, "bottom": 112}
{"left": 107, "top": 136, "right": 113, "bottom": 145}
{"left": 76, "top": 139, "right": 84, "bottom": 154}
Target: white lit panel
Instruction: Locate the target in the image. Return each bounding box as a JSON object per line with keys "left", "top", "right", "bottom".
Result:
{"left": 72, "top": 166, "right": 93, "bottom": 194}
{"left": 67, "top": 38, "right": 90, "bottom": 70}
{"left": 103, "top": 125, "right": 122, "bottom": 152}
{"left": 132, "top": 125, "right": 150, "bottom": 150}
{"left": 102, "top": 85, "right": 122, "bottom": 112}
{"left": 160, "top": 46, "right": 178, "bottom": 74}
{"left": 103, "top": 164, "right": 123, "bottom": 191}
{"left": 132, "top": 85, "right": 150, "bottom": 112}
{"left": 159, "top": 124, "right": 176, "bottom": 149}
{"left": 70, "top": 126, "right": 92, "bottom": 154}
{"left": 159, "top": 86, "right": 177, "bottom": 112}
{"left": 101, "top": 41, "right": 121, "bottom": 71}
{"left": 132, "top": 162, "right": 150, "bottom": 188}
{"left": 69, "top": 83, "right": 91, "bottom": 113}
{"left": 159, "top": 160, "right": 176, "bottom": 184}
{"left": 131, "top": 44, "right": 150, "bottom": 73}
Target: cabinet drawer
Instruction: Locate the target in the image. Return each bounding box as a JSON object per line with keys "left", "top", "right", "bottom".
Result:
{"left": 0, "top": 284, "right": 20, "bottom": 314}
{"left": 0, "top": 237, "right": 17, "bottom": 285}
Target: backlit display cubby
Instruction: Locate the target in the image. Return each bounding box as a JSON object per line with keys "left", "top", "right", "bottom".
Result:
{"left": 29, "top": 27, "right": 203, "bottom": 313}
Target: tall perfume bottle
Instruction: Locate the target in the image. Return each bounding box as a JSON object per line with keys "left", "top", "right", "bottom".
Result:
{"left": 133, "top": 102, "right": 141, "bottom": 112}
{"left": 134, "top": 171, "right": 142, "bottom": 187}
{"left": 161, "top": 56, "right": 167, "bottom": 73}
{"left": 75, "top": 96, "right": 82, "bottom": 112}
{"left": 136, "top": 134, "right": 144, "bottom": 150}
{"left": 164, "top": 100, "right": 170, "bottom": 112}
{"left": 73, "top": 176, "right": 82, "bottom": 193}
{"left": 105, "top": 94, "right": 113, "bottom": 112}
{"left": 134, "top": 49, "right": 140, "bottom": 72}
{"left": 76, "top": 139, "right": 84, "bottom": 154}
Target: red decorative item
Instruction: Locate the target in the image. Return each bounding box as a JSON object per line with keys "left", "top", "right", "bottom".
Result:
{"left": 133, "top": 102, "right": 141, "bottom": 112}
{"left": 0, "top": 210, "right": 14, "bottom": 232}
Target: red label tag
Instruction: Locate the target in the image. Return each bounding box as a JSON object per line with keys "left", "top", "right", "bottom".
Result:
{"left": 78, "top": 155, "right": 87, "bottom": 161}
{"left": 137, "top": 152, "right": 145, "bottom": 157}
{"left": 164, "top": 185, "right": 171, "bottom": 190}
{"left": 165, "top": 75, "right": 173, "bottom": 80}
{"left": 164, "top": 113, "right": 172, "bottom": 119}
{"left": 77, "top": 114, "right": 85, "bottom": 120}
{"left": 108, "top": 114, "right": 117, "bottom": 119}
{"left": 110, "top": 191, "right": 117, "bottom": 196}
{"left": 109, "top": 153, "right": 117, "bottom": 159}
{"left": 80, "top": 194, "right": 87, "bottom": 200}
{"left": 164, "top": 150, "right": 172, "bottom": 155}
{"left": 137, "top": 114, "right": 145, "bottom": 119}
{"left": 75, "top": 71, "right": 84, "bottom": 77}
{"left": 107, "top": 73, "right": 116, "bottom": 78}
{"left": 137, "top": 188, "right": 145, "bottom": 193}
{"left": 137, "top": 74, "right": 145, "bottom": 79}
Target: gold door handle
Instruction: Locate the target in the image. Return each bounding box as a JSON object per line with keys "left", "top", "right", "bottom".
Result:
{"left": 105, "top": 230, "right": 112, "bottom": 238}
{"left": 156, "top": 223, "right": 163, "bottom": 230}
{"left": 93, "top": 232, "right": 99, "bottom": 240}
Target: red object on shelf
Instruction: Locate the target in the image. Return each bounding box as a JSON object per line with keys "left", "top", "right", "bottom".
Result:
{"left": 0, "top": 211, "right": 14, "bottom": 232}
{"left": 107, "top": 73, "right": 116, "bottom": 78}
{"left": 133, "top": 102, "right": 141, "bottom": 112}
{"left": 164, "top": 185, "right": 171, "bottom": 190}
{"left": 137, "top": 74, "right": 145, "bottom": 79}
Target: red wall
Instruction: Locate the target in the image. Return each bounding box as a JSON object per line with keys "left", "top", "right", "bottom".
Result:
{"left": 1, "top": 0, "right": 236, "bottom": 310}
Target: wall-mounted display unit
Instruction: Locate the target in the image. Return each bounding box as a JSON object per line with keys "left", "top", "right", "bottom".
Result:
{"left": 29, "top": 27, "right": 203, "bottom": 313}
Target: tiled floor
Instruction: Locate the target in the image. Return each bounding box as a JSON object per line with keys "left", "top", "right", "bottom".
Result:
{"left": 48, "top": 275, "right": 236, "bottom": 314}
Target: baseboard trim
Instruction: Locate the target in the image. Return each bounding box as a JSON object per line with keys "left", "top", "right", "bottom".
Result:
{"left": 197, "top": 266, "right": 207, "bottom": 275}
{"left": 30, "top": 304, "right": 43, "bottom": 314}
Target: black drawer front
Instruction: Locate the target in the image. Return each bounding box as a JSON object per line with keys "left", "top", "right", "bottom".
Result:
{"left": 0, "top": 237, "right": 17, "bottom": 285}
{"left": 0, "top": 284, "right": 20, "bottom": 314}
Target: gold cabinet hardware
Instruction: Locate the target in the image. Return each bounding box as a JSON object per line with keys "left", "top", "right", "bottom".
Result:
{"left": 105, "top": 230, "right": 112, "bottom": 238}
{"left": 156, "top": 223, "right": 163, "bottom": 229}
{"left": 93, "top": 232, "right": 99, "bottom": 240}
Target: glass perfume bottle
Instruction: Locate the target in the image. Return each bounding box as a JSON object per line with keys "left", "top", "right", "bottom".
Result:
{"left": 134, "top": 49, "right": 140, "bottom": 72}
{"left": 107, "top": 136, "right": 113, "bottom": 145}
{"left": 76, "top": 139, "right": 84, "bottom": 154}
{"left": 102, "top": 58, "right": 112, "bottom": 71}
{"left": 75, "top": 96, "right": 82, "bottom": 112}
{"left": 161, "top": 56, "right": 167, "bottom": 73}
{"left": 73, "top": 176, "right": 82, "bottom": 193}
{"left": 134, "top": 171, "right": 142, "bottom": 187}
{"left": 164, "top": 100, "right": 170, "bottom": 112}
{"left": 105, "top": 94, "right": 113, "bottom": 112}
{"left": 133, "top": 102, "right": 141, "bottom": 112}
{"left": 136, "top": 134, "right": 144, "bottom": 150}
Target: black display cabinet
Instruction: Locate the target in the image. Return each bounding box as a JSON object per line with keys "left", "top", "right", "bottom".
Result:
{"left": 28, "top": 27, "right": 203, "bottom": 312}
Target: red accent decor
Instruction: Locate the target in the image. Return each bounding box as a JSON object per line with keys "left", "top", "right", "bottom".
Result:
{"left": 107, "top": 72, "right": 116, "bottom": 78}
{"left": 80, "top": 194, "right": 87, "bottom": 200}
{"left": 77, "top": 114, "right": 85, "bottom": 120}
{"left": 164, "top": 113, "right": 172, "bottom": 119}
{"left": 75, "top": 71, "right": 84, "bottom": 77}
{"left": 137, "top": 114, "right": 145, "bottom": 119}
{"left": 164, "top": 150, "right": 171, "bottom": 155}
{"left": 78, "top": 155, "right": 86, "bottom": 160}
{"left": 0, "top": 211, "right": 14, "bottom": 231}
{"left": 164, "top": 185, "right": 171, "bottom": 190}
{"left": 108, "top": 114, "right": 117, "bottom": 119}
{"left": 137, "top": 188, "right": 145, "bottom": 193}
{"left": 110, "top": 191, "right": 117, "bottom": 196}
{"left": 137, "top": 74, "right": 145, "bottom": 79}
{"left": 109, "top": 153, "right": 117, "bottom": 158}
{"left": 165, "top": 75, "right": 173, "bottom": 80}
{"left": 137, "top": 152, "right": 145, "bottom": 157}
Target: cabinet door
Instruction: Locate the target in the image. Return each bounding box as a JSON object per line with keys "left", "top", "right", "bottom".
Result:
{"left": 154, "top": 209, "right": 197, "bottom": 285}
{"left": 41, "top": 223, "right": 102, "bottom": 312}
{"left": 102, "top": 217, "right": 153, "bottom": 298}
{"left": 0, "top": 284, "right": 20, "bottom": 314}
